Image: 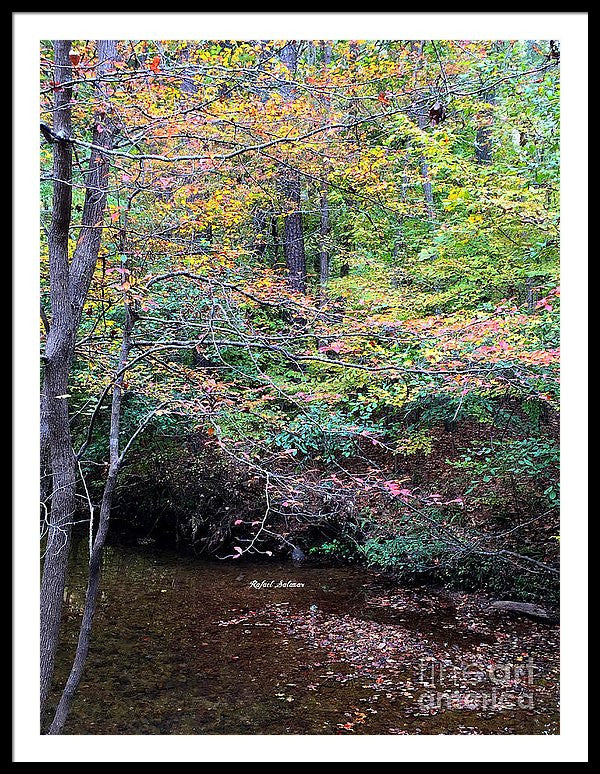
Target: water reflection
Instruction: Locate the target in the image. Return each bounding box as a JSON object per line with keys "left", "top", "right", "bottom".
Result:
{"left": 51, "top": 543, "right": 559, "bottom": 735}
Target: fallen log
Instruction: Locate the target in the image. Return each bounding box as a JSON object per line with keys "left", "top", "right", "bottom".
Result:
{"left": 487, "top": 600, "right": 556, "bottom": 622}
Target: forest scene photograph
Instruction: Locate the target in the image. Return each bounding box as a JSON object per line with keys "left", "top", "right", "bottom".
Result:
{"left": 12, "top": 10, "right": 588, "bottom": 765}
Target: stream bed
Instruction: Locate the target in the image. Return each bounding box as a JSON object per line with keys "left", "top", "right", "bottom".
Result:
{"left": 52, "top": 543, "right": 559, "bottom": 735}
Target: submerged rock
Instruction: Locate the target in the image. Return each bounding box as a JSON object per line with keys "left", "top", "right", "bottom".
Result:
{"left": 487, "top": 600, "right": 555, "bottom": 622}
{"left": 291, "top": 546, "right": 307, "bottom": 565}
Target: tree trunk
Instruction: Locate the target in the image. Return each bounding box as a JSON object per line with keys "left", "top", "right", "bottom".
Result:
{"left": 319, "top": 185, "right": 330, "bottom": 287}
{"left": 68, "top": 40, "right": 119, "bottom": 328}
{"left": 279, "top": 41, "right": 306, "bottom": 293}
{"left": 413, "top": 42, "right": 435, "bottom": 218}
{"left": 281, "top": 173, "right": 306, "bottom": 292}
{"left": 48, "top": 308, "right": 135, "bottom": 735}
{"left": 40, "top": 39, "right": 118, "bottom": 723}
{"left": 318, "top": 42, "right": 332, "bottom": 294}
{"left": 417, "top": 128, "right": 435, "bottom": 217}
{"left": 475, "top": 82, "right": 495, "bottom": 164}
{"left": 40, "top": 40, "right": 75, "bottom": 720}
{"left": 40, "top": 41, "right": 118, "bottom": 505}
{"left": 475, "top": 45, "right": 496, "bottom": 165}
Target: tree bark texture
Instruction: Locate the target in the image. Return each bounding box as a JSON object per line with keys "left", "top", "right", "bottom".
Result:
{"left": 318, "top": 42, "right": 332, "bottom": 292}
{"left": 475, "top": 83, "right": 495, "bottom": 164}
{"left": 40, "top": 39, "right": 118, "bottom": 723}
{"left": 48, "top": 308, "right": 135, "bottom": 735}
{"left": 40, "top": 40, "right": 75, "bottom": 720}
{"left": 279, "top": 41, "right": 306, "bottom": 293}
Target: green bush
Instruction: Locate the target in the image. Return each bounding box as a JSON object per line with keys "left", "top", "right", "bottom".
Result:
{"left": 271, "top": 403, "right": 381, "bottom": 463}
{"left": 450, "top": 437, "right": 559, "bottom": 509}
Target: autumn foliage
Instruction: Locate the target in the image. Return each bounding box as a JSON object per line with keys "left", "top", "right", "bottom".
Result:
{"left": 40, "top": 38, "right": 559, "bottom": 595}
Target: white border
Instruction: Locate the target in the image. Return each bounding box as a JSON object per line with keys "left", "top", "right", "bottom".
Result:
{"left": 13, "top": 12, "right": 588, "bottom": 763}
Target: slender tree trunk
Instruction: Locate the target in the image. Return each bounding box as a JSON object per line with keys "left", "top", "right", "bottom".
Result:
{"left": 319, "top": 186, "right": 330, "bottom": 286}
{"left": 279, "top": 41, "right": 306, "bottom": 293}
{"left": 40, "top": 411, "right": 51, "bottom": 507}
{"left": 475, "top": 43, "right": 498, "bottom": 165}
{"left": 68, "top": 40, "right": 119, "bottom": 328}
{"left": 48, "top": 308, "right": 135, "bottom": 735}
{"left": 318, "top": 42, "right": 332, "bottom": 294}
{"left": 417, "top": 126, "right": 435, "bottom": 217}
{"left": 413, "top": 42, "right": 435, "bottom": 218}
{"left": 475, "top": 82, "right": 495, "bottom": 164}
{"left": 40, "top": 39, "right": 118, "bottom": 723}
{"left": 40, "top": 40, "right": 75, "bottom": 720}
{"left": 338, "top": 38, "right": 361, "bottom": 279}
{"left": 281, "top": 174, "right": 306, "bottom": 292}
{"left": 40, "top": 41, "right": 118, "bottom": 505}
{"left": 250, "top": 41, "right": 275, "bottom": 267}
